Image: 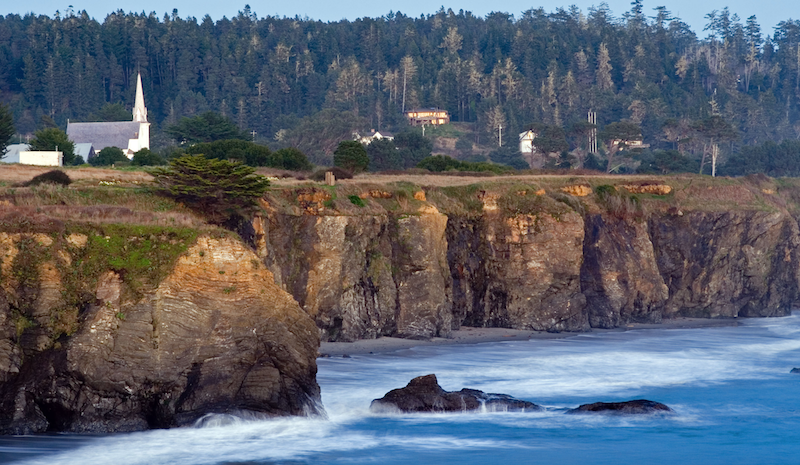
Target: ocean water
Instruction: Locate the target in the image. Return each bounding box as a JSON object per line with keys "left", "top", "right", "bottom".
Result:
{"left": 2, "top": 313, "right": 800, "bottom": 464}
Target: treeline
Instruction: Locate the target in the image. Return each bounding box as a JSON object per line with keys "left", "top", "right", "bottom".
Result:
{"left": 1, "top": 3, "right": 800, "bottom": 166}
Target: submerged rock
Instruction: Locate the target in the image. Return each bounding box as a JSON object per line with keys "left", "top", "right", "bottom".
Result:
{"left": 567, "top": 399, "right": 672, "bottom": 415}
{"left": 791, "top": 368, "right": 800, "bottom": 374}
{"left": 370, "top": 374, "right": 540, "bottom": 413}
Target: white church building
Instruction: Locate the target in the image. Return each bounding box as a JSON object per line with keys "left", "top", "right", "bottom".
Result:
{"left": 67, "top": 73, "right": 150, "bottom": 159}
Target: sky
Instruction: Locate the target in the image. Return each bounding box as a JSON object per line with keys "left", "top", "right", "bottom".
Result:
{"left": 7, "top": 0, "right": 799, "bottom": 37}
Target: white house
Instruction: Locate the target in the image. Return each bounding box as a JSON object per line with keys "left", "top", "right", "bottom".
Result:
{"left": 519, "top": 130, "right": 537, "bottom": 155}
{"left": 356, "top": 130, "right": 395, "bottom": 145}
{"left": 67, "top": 73, "right": 150, "bottom": 159}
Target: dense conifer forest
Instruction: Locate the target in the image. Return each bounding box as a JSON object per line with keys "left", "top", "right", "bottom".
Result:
{"left": 1, "top": 2, "right": 800, "bottom": 172}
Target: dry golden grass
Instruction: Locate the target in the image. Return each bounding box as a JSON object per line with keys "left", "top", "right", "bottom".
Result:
{"left": 0, "top": 164, "right": 154, "bottom": 186}
{"left": 0, "top": 182, "right": 206, "bottom": 229}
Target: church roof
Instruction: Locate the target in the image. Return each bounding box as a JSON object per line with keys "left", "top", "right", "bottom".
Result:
{"left": 67, "top": 122, "right": 141, "bottom": 152}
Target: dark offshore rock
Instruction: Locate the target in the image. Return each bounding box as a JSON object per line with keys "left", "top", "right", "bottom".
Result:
{"left": 370, "top": 374, "right": 540, "bottom": 413}
{"left": 581, "top": 214, "right": 668, "bottom": 328}
{"left": 567, "top": 400, "right": 672, "bottom": 415}
{"left": 0, "top": 235, "right": 321, "bottom": 434}
{"left": 790, "top": 368, "right": 800, "bottom": 374}
{"left": 649, "top": 211, "right": 800, "bottom": 318}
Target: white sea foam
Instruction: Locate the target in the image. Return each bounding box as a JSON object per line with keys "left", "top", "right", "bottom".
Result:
{"left": 11, "top": 312, "right": 800, "bottom": 465}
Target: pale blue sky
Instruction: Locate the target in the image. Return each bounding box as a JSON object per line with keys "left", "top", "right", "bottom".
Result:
{"left": 8, "top": 1, "right": 798, "bottom": 37}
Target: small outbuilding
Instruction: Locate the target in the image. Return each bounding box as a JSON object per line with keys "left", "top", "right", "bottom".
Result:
{"left": 2, "top": 144, "right": 63, "bottom": 166}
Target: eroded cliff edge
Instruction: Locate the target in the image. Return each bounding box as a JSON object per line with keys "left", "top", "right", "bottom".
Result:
{"left": 258, "top": 180, "right": 800, "bottom": 341}
{"left": 0, "top": 225, "right": 320, "bottom": 434}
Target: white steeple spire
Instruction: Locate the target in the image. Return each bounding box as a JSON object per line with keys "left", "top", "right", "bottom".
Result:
{"left": 132, "top": 73, "right": 148, "bottom": 122}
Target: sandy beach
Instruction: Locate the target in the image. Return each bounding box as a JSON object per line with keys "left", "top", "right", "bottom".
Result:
{"left": 318, "top": 317, "right": 740, "bottom": 357}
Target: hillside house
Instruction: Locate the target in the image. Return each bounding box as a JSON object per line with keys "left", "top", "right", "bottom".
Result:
{"left": 518, "top": 130, "right": 537, "bottom": 155}
{"left": 356, "top": 130, "right": 394, "bottom": 145}
{"left": 610, "top": 139, "right": 649, "bottom": 150}
{"left": 405, "top": 108, "right": 450, "bottom": 126}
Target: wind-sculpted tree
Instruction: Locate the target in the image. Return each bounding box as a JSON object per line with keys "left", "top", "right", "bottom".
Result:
{"left": 152, "top": 154, "right": 271, "bottom": 224}
{"left": 599, "top": 122, "right": 643, "bottom": 173}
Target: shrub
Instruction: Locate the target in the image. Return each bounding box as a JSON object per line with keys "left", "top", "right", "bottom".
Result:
{"left": 417, "top": 155, "right": 510, "bottom": 174}
{"left": 131, "top": 148, "right": 165, "bottom": 166}
{"left": 91, "top": 147, "right": 128, "bottom": 166}
{"left": 23, "top": 170, "right": 72, "bottom": 187}
{"left": 594, "top": 184, "right": 646, "bottom": 219}
{"left": 348, "top": 195, "right": 366, "bottom": 207}
{"left": 152, "top": 154, "right": 271, "bottom": 224}
{"left": 273, "top": 147, "right": 313, "bottom": 171}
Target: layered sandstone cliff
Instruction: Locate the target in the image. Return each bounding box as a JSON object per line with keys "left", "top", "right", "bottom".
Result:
{"left": 0, "top": 231, "right": 320, "bottom": 434}
{"left": 260, "top": 184, "right": 800, "bottom": 341}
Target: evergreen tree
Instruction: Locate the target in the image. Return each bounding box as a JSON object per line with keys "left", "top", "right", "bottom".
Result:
{"left": 366, "top": 138, "right": 401, "bottom": 171}
{"left": 29, "top": 128, "right": 76, "bottom": 165}
{"left": 0, "top": 103, "right": 14, "bottom": 158}
{"left": 394, "top": 131, "right": 433, "bottom": 169}
{"left": 166, "top": 112, "right": 247, "bottom": 144}
{"left": 333, "top": 140, "right": 369, "bottom": 173}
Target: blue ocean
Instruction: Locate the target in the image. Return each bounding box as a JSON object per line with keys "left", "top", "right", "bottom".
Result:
{"left": 2, "top": 313, "right": 799, "bottom": 464}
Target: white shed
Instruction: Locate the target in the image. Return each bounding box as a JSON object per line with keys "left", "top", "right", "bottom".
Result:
{"left": 3, "top": 149, "right": 63, "bottom": 166}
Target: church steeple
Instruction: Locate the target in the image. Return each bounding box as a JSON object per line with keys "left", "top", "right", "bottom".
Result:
{"left": 132, "top": 73, "right": 148, "bottom": 123}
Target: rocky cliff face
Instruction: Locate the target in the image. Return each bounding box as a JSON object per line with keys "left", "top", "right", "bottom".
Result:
{"left": 262, "top": 204, "right": 452, "bottom": 341}
{"left": 581, "top": 214, "right": 668, "bottom": 328}
{"left": 448, "top": 209, "right": 588, "bottom": 332}
{"left": 0, "top": 233, "right": 320, "bottom": 434}
{"left": 649, "top": 211, "right": 799, "bottom": 318}
{"left": 262, "top": 188, "right": 800, "bottom": 340}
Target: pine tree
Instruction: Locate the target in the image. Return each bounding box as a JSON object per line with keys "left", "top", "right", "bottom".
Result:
{"left": 0, "top": 103, "right": 14, "bottom": 158}
{"left": 596, "top": 43, "right": 614, "bottom": 91}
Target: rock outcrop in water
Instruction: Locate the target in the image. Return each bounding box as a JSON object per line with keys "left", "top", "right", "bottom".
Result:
{"left": 370, "top": 374, "right": 540, "bottom": 413}
{"left": 567, "top": 399, "right": 672, "bottom": 414}
{"left": 0, "top": 233, "right": 320, "bottom": 434}
{"left": 791, "top": 368, "right": 800, "bottom": 374}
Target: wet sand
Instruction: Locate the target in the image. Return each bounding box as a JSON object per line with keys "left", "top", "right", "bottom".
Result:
{"left": 319, "top": 318, "right": 739, "bottom": 357}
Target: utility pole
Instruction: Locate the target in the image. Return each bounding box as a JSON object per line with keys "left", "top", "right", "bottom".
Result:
{"left": 251, "top": 130, "right": 257, "bottom": 142}
{"left": 711, "top": 143, "right": 719, "bottom": 177}
{"left": 588, "top": 110, "right": 597, "bottom": 153}
{"left": 498, "top": 124, "right": 503, "bottom": 147}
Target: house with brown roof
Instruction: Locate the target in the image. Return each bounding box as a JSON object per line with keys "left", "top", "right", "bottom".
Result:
{"left": 405, "top": 108, "right": 450, "bottom": 126}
